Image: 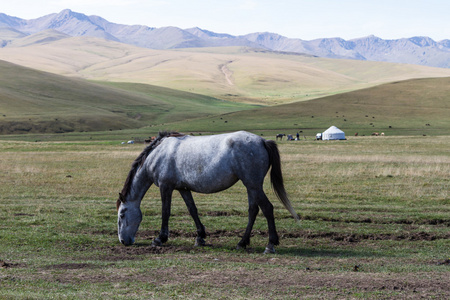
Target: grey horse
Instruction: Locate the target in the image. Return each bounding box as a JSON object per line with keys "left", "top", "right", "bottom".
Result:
{"left": 116, "top": 131, "right": 299, "bottom": 253}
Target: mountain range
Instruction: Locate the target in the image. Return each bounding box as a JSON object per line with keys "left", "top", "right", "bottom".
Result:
{"left": 1, "top": 9, "right": 449, "bottom": 68}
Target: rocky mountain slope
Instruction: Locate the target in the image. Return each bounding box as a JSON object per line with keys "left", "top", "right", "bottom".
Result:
{"left": 0, "top": 9, "right": 449, "bottom": 68}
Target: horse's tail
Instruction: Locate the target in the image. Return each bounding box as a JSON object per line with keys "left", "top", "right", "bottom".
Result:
{"left": 264, "top": 140, "right": 300, "bottom": 221}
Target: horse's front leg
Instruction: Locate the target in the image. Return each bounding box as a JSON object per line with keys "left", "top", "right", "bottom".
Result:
{"left": 179, "top": 189, "right": 206, "bottom": 246}
{"left": 152, "top": 185, "right": 173, "bottom": 247}
{"left": 237, "top": 198, "right": 259, "bottom": 250}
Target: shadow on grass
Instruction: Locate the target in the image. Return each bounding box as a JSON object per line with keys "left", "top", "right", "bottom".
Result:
{"left": 276, "top": 247, "right": 384, "bottom": 258}
{"left": 107, "top": 240, "right": 386, "bottom": 260}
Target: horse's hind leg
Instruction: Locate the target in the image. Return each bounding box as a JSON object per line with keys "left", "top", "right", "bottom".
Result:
{"left": 179, "top": 189, "right": 206, "bottom": 246}
{"left": 246, "top": 188, "right": 279, "bottom": 254}
{"left": 152, "top": 185, "right": 173, "bottom": 247}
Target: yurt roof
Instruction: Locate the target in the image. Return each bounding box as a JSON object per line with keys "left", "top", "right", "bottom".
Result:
{"left": 323, "top": 126, "right": 344, "bottom": 134}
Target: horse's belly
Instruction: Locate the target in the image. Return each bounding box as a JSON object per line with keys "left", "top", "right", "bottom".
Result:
{"left": 179, "top": 170, "right": 239, "bottom": 194}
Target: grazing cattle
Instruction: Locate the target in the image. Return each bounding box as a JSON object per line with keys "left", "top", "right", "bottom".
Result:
{"left": 371, "top": 132, "right": 379, "bottom": 136}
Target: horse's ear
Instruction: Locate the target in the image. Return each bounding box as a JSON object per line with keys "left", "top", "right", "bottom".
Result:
{"left": 119, "top": 192, "right": 125, "bottom": 202}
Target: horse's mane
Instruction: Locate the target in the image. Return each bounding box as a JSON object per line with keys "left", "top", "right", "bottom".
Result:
{"left": 117, "top": 131, "right": 184, "bottom": 209}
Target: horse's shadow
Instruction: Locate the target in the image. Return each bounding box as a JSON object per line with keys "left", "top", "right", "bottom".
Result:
{"left": 128, "top": 241, "right": 381, "bottom": 259}
{"left": 276, "top": 247, "right": 382, "bottom": 258}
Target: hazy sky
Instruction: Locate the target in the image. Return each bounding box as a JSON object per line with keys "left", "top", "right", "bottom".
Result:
{"left": 2, "top": 0, "right": 449, "bottom": 41}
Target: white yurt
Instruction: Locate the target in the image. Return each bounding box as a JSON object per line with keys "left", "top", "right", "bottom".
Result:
{"left": 322, "top": 126, "right": 346, "bottom": 140}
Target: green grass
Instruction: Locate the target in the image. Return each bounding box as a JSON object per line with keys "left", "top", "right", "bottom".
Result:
{"left": 0, "top": 60, "right": 255, "bottom": 135}
{"left": 0, "top": 136, "right": 448, "bottom": 298}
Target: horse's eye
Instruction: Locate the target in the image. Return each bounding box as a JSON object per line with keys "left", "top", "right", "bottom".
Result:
{"left": 120, "top": 208, "right": 127, "bottom": 218}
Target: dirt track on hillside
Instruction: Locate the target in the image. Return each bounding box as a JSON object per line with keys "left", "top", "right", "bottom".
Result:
{"left": 220, "top": 61, "right": 234, "bottom": 85}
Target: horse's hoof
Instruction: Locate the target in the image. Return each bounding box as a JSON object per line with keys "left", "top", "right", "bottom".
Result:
{"left": 195, "top": 237, "right": 206, "bottom": 247}
{"left": 151, "top": 239, "right": 162, "bottom": 247}
{"left": 264, "top": 246, "right": 276, "bottom": 254}
{"left": 236, "top": 244, "right": 246, "bottom": 250}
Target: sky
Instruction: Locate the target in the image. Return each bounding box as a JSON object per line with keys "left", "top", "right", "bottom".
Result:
{"left": 2, "top": 0, "right": 449, "bottom": 41}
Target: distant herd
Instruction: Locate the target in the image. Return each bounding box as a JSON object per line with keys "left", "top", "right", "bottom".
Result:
{"left": 124, "top": 131, "right": 388, "bottom": 145}
{"left": 370, "top": 132, "right": 385, "bottom": 136}
{"left": 352, "top": 132, "right": 386, "bottom": 137}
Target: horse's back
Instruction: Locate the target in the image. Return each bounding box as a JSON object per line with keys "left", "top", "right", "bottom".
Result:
{"left": 148, "top": 131, "right": 270, "bottom": 193}
{"left": 167, "top": 131, "right": 265, "bottom": 157}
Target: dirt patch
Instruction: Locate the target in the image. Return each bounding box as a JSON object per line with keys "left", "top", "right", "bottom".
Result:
{"left": 436, "top": 259, "right": 450, "bottom": 265}
{"left": 13, "top": 213, "right": 35, "bottom": 217}
{"left": 302, "top": 215, "right": 450, "bottom": 226}
{"left": 95, "top": 243, "right": 218, "bottom": 261}
{"left": 41, "top": 263, "right": 98, "bottom": 270}
{"left": 279, "top": 230, "right": 450, "bottom": 242}
{"left": 0, "top": 260, "right": 26, "bottom": 269}
{"left": 205, "top": 211, "right": 232, "bottom": 216}
{"left": 1, "top": 260, "right": 12, "bottom": 268}
{"left": 109, "top": 244, "right": 205, "bottom": 256}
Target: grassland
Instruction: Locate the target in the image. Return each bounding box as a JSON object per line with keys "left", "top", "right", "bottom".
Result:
{"left": 0, "top": 136, "right": 448, "bottom": 298}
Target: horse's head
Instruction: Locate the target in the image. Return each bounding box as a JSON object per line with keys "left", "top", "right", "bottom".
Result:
{"left": 117, "top": 193, "right": 142, "bottom": 246}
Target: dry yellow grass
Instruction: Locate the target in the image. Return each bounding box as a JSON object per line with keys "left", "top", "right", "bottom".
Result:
{"left": 1, "top": 37, "right": 450, "bottom": 105}
{"left": 280, "top": 136, "right": 449, "bottom": 205}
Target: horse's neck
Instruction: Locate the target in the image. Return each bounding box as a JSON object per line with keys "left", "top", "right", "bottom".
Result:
{"left": 128, "top": 168, "right": 152, "bottom": 204}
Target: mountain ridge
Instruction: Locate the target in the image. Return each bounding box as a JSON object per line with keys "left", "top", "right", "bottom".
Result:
{"left": 1, "top": 9, "right": 449, "bottom": 68}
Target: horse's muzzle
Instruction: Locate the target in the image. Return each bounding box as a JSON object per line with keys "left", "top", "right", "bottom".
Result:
{"left": 120, "top": 237, "right": 134, "bottom": 246}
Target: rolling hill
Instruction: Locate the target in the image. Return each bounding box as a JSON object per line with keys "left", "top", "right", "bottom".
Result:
{"left": 1, "top": 57, "right": 448, "bottom": 137}
{"left": 0, "top": 60, "right": 254, "bottom": 134}
{"left": 1, "top": 31, "right": 450, "bottom": 106}
{"left": 162, "top": 77, "right": 450, "bottom": 137}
